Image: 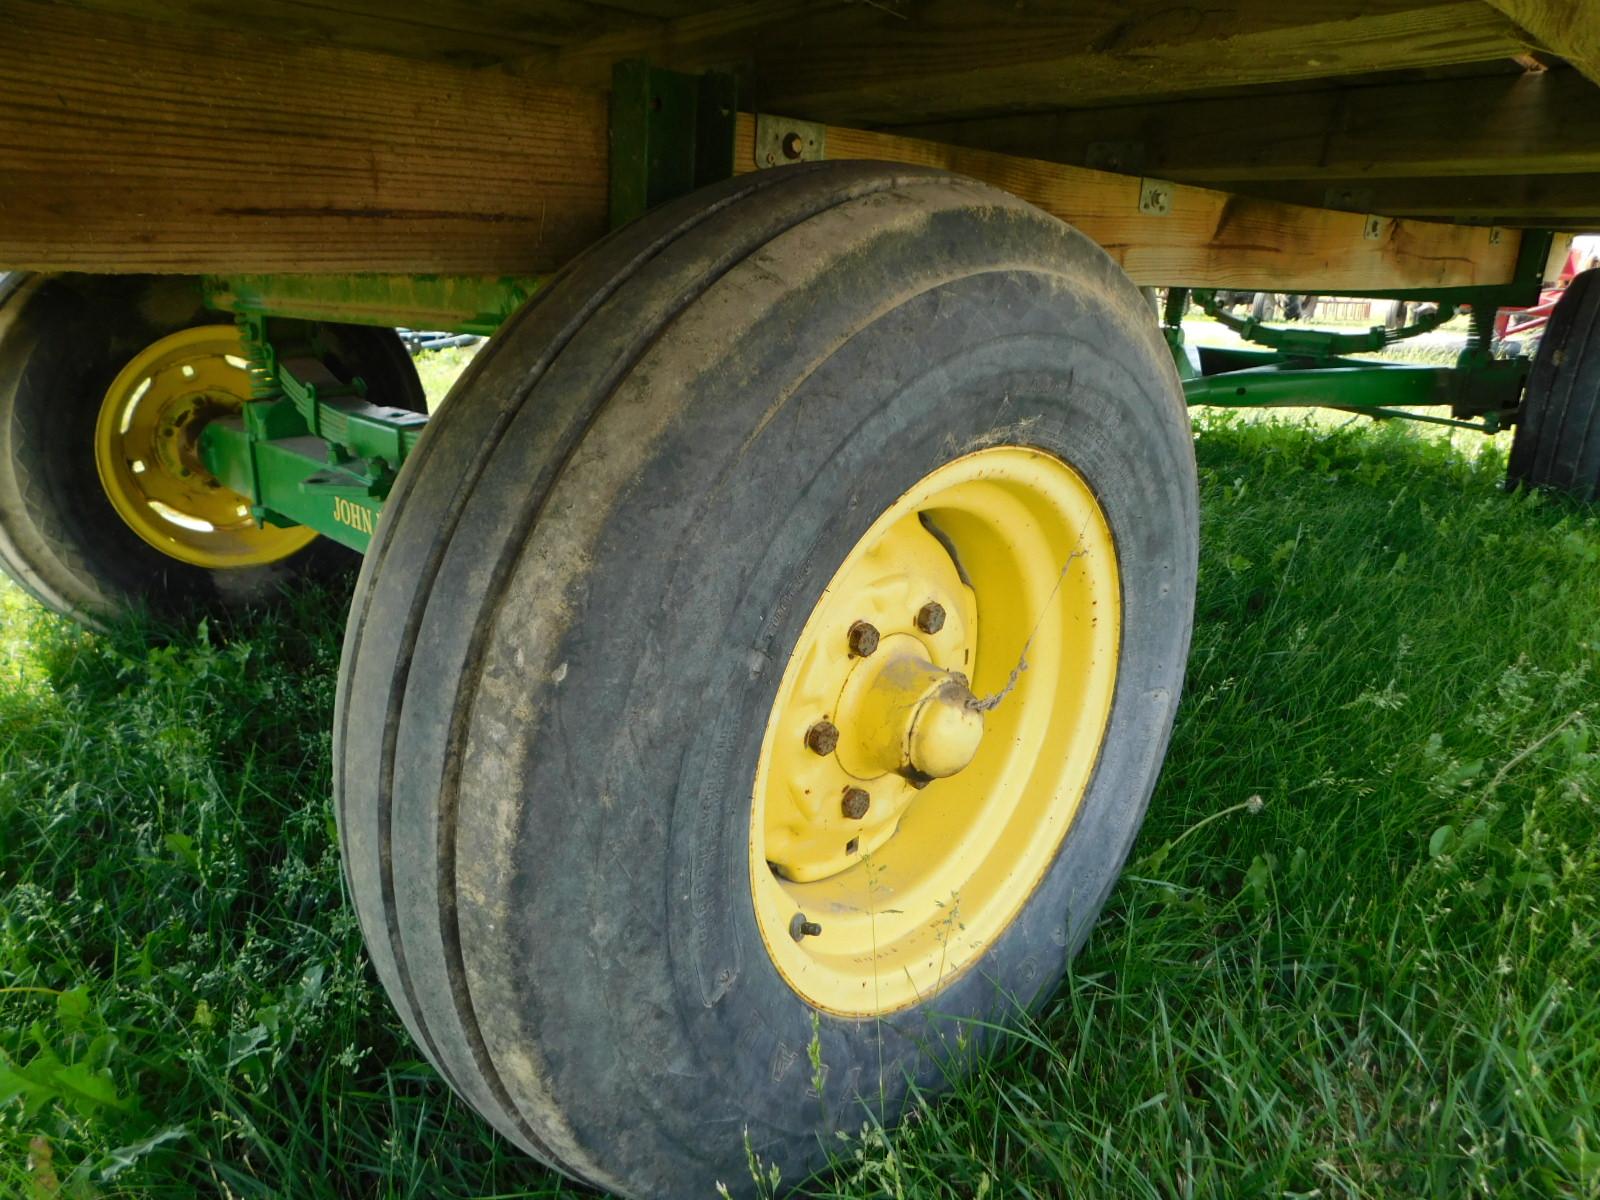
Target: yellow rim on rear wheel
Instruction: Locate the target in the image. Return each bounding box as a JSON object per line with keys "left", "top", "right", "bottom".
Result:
{"left": 94, "top": 326, "right": 316, "bottom": 569}
{"left": 750, "top": 445, "right": 1121, "bottom": 1016}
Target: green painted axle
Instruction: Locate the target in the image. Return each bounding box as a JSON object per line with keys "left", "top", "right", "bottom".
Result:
{"left": 198, "top": 345, "right": 1525, "bottom": 558}
{"left": 206, "top": 273, "right": 542, "bottom": 336}
{"left": 196, "top": 313, "right": 429, "bottom": 552}
{"left": 1183, "top": 362, "right": 1454, "bottom": 409}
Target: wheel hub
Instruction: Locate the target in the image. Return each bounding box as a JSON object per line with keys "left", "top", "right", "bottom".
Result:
{"left": 834, "top": 638, "right": 983, "bottom": 784}
{"left": 94, "top": 326, "right": 317, "bottom": 568}
{"left": 750, "top": 445, "right": 1123, "bottom": 1015}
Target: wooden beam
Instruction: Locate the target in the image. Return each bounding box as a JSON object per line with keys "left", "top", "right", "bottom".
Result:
{"left": 548, "top": 0, "right": 1535, "bottom": 124}
{"left": 732, "top": 116, "right": 1520, "bottom": 291}
{"left": 1483, "top": 1, "right": 1600, "bottom": 84}
{"left": 58, "top": 0, "right": 681, "bottom": 64}
{"left": 0, "top": 0, "right": 1522, "bottom": 293}
{"left": 1211, "top": 175, "right": 1600, "bottom": 229}
{"left": 894, "top": 66, "right": 1600, "bottom": 184}
{"left": 0, "top": 0, "right": 609, "bottom": 274}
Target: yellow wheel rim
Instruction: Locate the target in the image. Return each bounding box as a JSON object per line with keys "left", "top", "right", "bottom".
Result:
{"left": 750, "top": 446, "right": 1121, "bottom": 1016}
{"left": 94, "top": 326, "right": 317, "bottom": 569}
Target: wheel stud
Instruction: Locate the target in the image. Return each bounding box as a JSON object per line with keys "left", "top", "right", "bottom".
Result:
{"left": 789, "top": 913, "right": 823, "bottom": 941}
{"left": 840, "top": 786, "right": 871, "bottom": 820}
{"left": 915, "top": 601, "right": 946, "bottom": 634}
{"left": 805, "top": 720, "right": 840, "bottom": 756}
{"left": 847, "top": 620, "right": 880, "bottom": 657}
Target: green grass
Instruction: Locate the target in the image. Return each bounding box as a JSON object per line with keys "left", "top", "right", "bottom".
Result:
{"left": 411, "top": 345, "right": 480, "bottom": 411}
{"left": 3, "top": 412, "right": 1599, "bottom": 1198}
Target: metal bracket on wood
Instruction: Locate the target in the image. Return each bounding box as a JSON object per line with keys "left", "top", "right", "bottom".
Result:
{"left": 753, "top": 115, "right": 826, "bottom": 168}
{"left": 1138, "top": 178, "right": 1174, "bottom": 216}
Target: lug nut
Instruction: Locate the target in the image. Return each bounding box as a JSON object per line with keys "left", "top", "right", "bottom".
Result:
{"left": 847, "top": 620, "right": 880, "bottom": 657}
{"left": 805, "top": 720, "right": 840, "bottom": 756}
{"left": 790, "top": 913, "right": 823, "bottom": 941}
{"left": 840, "top": 786, "right": 871, "bottom": 820}
{"left": 915, "top": 601, "right": 946, "bottom": 634}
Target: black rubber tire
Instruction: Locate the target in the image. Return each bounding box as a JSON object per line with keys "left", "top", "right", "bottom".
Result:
{"left": 336, "top": 162, "right": 1198, "bottom": 1198}
{"left": 1508, "top": 268, "right": 1600, "bottom": 501}
{"left": 0, "top": 274, "right": 424, "bottom": 623}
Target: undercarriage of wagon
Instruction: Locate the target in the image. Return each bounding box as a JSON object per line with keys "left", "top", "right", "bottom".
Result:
{"left": 2, "top": 2, "right": 1597, "bottom": 1195}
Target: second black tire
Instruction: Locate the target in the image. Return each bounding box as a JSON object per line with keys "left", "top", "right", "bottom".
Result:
{"left": 0, "top": 274, "right": 424, "bottom": 624}
{"left": 1508, "top": 267, "right": 1600, "bottom": 501}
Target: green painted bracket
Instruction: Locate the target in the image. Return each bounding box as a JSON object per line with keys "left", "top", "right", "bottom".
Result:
{"left": 198, "top": 313, "right": 428, "bottom": 551}
{"left": 610, "top": 61, "right": 737, "bottom": 229}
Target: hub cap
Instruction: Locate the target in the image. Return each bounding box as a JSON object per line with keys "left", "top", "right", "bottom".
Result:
{"left": 750, "top": 446, "right": 1121, "bottom": 1015}
{"left": 94, "top": 326, "right": 316, "bottom": 568}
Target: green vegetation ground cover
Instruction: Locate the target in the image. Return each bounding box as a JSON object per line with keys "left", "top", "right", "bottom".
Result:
{"left": 2, "top": 407, "right": 1597, "bottom": 1198}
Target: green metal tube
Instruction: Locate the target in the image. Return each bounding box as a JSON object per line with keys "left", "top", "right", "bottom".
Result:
{"left": 1183, "top": 364, "right": 1456, "bottom": 409}
{"left": 205, "top": 273, "right": 542, "bottom": 335}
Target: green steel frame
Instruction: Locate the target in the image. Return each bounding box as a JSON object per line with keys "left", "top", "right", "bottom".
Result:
{"left": 1169, "top": 233, "right": 1556, "bottom": 430}
{"left": 197, "top": 312, "right": 427, "bottom": 551}
{"left": 205, "top": 273, "right": 542, "bottom": 336}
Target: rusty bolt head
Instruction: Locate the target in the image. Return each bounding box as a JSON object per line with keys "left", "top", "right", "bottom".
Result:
{"left": 789, "top": 913, "right": 823, "bottom": 940}
{"left": 805, "top": 719, "right": 840, "bottom": 756}
{"left": 841, "top": 786, "right": 871, "bottom": 820}
{"left": 847, "top": 620, "right": 880, "bottom": 657}
{"left": 915, "top": 602, "right": 946, "bottom": 634}
{"left": 781, "top": 131, "right": 805, "bottom": 160}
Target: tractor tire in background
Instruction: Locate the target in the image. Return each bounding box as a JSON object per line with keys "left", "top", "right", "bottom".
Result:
{"left": 1379, "top": 298, "right": 1411, "bottom": 331}
{"left": 1284, "top": 293, "right": 1316, "bottom": 321}
{"left": 335, "top": 162, "right": 1198, "bottom": 1197}
{"left": 1507, "top": 267, "right": 1600, "bottom": 501}
{"left": 0, "top": 274, "right": 424, "bottom": 624}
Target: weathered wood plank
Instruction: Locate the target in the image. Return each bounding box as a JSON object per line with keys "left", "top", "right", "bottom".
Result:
{"left": 895, "top": 66, "right": 1600, "bottom": 183}
{"left": 1211, "top": 175, "right": 1600, "bottom": 227}
{"left": 0, "top": 0, "right": 1524, "bottom": 292}
{"left": 62, "top": 0, "right": 699, "bottom": 63}
{"left": 0, "top": 0, "right": 609, "bottom": 274}
{"left": 1483, "top": 0, "right": 1600, "bottom": 85}
{"left": 733, "top": 115, "right": 1521, "bottom": 290}
{"left": 549, "top": 0, "right": 1535, "bottom": 123}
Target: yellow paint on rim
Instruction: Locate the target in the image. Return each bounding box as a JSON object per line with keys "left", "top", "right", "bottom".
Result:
{"left": 750, "top": 445, "right": 1121, "bottom": 1016}
{"left": 94, "top": 326, "right": 316, "bottom": 569}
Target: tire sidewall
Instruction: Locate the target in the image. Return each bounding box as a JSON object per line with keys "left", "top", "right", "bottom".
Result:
{"left": 462, "top": 195, "right": 1196, "bottom": 1187}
